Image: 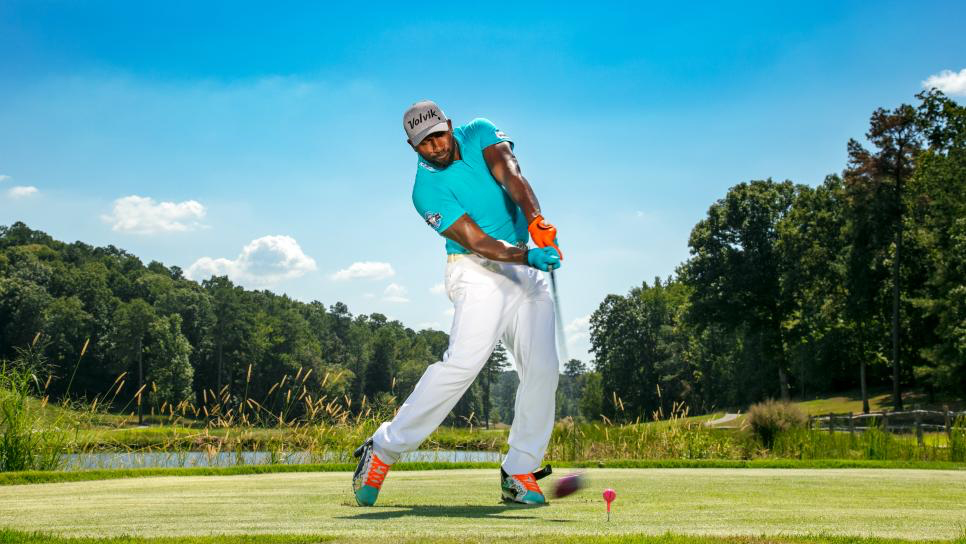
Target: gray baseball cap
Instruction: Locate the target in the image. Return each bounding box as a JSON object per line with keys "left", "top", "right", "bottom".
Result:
{"left": 403, "top": 100, "right": 449, "bottom": 145}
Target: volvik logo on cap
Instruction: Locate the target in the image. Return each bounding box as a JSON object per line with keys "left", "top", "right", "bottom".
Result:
{"left": 404, "top": 100, "right": 449, "bottom": 145}
{"left": 407, "top": 108, "right": 440, "bottom": 131}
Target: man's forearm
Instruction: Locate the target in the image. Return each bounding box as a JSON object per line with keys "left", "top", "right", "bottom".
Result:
{"left": 483, "top": 142, "right": 544, "bottom": 223}
{"left": 441, "top": 213, "right": 529, "bottom": 265}
{"left": 503, "top": 173, "right": 542, "bottom": 223}
{"left": 471, "top": 237, "right": 528, "bottom": 264}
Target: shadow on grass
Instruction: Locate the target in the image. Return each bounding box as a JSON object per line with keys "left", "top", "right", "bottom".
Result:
{"left": 338, "top": 503, "right": 572, "bottom": 522}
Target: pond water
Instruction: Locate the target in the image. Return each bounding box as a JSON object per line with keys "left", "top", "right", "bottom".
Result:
{"left": 59, "top": 449, "right": 502, "bottom": 471}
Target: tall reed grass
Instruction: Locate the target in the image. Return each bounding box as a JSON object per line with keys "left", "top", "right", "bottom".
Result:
{"left": 0, "top": 336, "right": 72, "bottom": 471}
{"left": 546, "top": 402, "right": 756, "bottom": 462}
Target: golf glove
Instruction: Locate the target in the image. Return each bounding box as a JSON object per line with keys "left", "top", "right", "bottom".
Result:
{"left": 526, "top": 247, "right": 561, "bottom": 272}
{"left": 528, "top": 215, "right": 563, "bottom": 259}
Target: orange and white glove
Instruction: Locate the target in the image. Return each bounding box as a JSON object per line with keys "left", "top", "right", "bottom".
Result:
{"left": 528, "top": 215, "right": 563, "bottom": 260}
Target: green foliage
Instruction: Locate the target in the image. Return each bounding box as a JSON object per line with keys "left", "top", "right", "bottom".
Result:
{"left": 590, "top": 277, "right": 692, "bottom": 421}
{"left": 576, "top": 371, "right": 603, "bottom": 421}
{"left": 907, "top": 91, "right": 966, "bottom": 395}
{"left": 747, "top": 400, "right": 807, "bottom": 447}
{"left": 681, "top": 179, "right": 800, "bottom": 402}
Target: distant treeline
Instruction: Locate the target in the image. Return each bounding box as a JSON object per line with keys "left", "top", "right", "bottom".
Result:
{"left": 589, "top": 90, "right": 965, "bottom": 421}
{"left": 0, "top": 224, "right": 448, "bottom": 419}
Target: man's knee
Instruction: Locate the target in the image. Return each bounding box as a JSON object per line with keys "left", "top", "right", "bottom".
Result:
{"left": 435, "top": 348, "right": 491, "bottom": 382}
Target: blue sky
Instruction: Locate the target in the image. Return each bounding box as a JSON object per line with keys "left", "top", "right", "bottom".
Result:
{"left": 1, "top": 1, "right": 963, "bottom": 366}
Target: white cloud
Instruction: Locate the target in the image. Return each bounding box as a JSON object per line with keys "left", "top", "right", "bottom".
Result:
{"left": 417, "top": 321, "right": 443, "bottom": 331}
{"left": 383, "top": 283, "right": 409, "bottom": 303}
{"left": 187, "top": 235, "right": 317, "bottom": 285}
{"left": 923, "top": 69, "right": 966, "bottom": 96}
{"left": 429, "top": 283, "right": 446, "bottom": 295}
{"left": 0, "top": 175, "right": 10, "bottom": 183}
{"left": 8, "top": 186, "right": 39, "bottom": 198}
{"left": 443, "top": 307, "right": 455, "bottom": 316}
{"left": 565, "top": 314, "right": 591, "bottom": 346}
{"left": 102, "top": 195, "right": 206, "bottom": 234}
{"left": 330, "top": 261, "right": 395, "bottom": 281}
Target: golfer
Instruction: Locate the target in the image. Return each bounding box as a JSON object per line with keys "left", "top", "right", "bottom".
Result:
{"left": 352, "top": 100, "right": 563, "bottom": 506}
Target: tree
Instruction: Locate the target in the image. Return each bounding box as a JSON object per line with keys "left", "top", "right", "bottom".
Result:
{"left": 365, "top": 320, "right": 405, "bottom": 402}
{"left": 492, "top": 369, "right": 519, "bottom": 424}
{"left": 590, "top": 278, "right": 691, "bottom": 421}
{"left": 480, "top": 342, "right": 510, "bottom": 428}
{"left": 680, "top": 180, "right": 799, "bottom": 402}
{"left": 144, "top": 313, "right": 194, "bottom": 408}
{"left": 203, "top": 276, "right": 253, "bottom": 405}
{"left": 578, "top": 371, "right": 604, "bottom": 421}
{"left": 41, "top": 296, "right": 93, "bottom": 396}
{"left": 0, "top": 277, "right": 52, "bottom": 359}
{"left": 110, "top": 299, "right": 156, "bottom": 423}
{"left": 907, "top": 90, "right": 966, "bottom": 394}
{"left": 557, "top": 359, "right": 587, "bottom": 420}
{"left": 776, "top": 176, "right": 852, "bottom": 401}
{"left": 844, "top": 104, "right": 922, "bottom": 410}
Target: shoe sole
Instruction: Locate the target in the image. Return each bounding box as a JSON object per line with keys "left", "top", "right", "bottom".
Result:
{"left": 500, "top": 497, "right": 549, "bottom": 506}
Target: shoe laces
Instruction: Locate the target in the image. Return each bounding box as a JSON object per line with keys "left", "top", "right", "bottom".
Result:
{"left": 512, "top": 473, "right": 542, "bottom": 494}
{"left": 365, "top": 454, "right": 390, "bottom": 489}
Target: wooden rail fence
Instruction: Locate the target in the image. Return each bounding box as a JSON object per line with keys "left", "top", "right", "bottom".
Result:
{"left": 808, "top": 409, "right": 966, "bottom": 446}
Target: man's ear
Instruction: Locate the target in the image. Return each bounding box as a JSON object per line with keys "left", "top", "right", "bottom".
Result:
{"left": 447, "top": 119, "right": 453, "bottom": 131}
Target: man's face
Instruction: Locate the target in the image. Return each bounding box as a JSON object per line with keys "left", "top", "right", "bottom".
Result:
{"left": 410, "top": 120, "right": 456, "bottom": 168}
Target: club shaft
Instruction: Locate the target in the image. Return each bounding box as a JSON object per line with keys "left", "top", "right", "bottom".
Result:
{"left": 549, "top": 270, "right": 569, "bottom": 365}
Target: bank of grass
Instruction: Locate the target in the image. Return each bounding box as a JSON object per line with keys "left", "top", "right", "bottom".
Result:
{"left": 3, "top": 458, "right": 964, "bottom": 486}
{"left": 793, "top": 389, "right": 963, "bottom": 416}
{"left": 1, "top": 530, "right": 963, "bottom": 544}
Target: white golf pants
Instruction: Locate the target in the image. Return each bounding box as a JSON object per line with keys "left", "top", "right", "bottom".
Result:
{"left": 372, "top": 253, "right": 559, "bottom": 475}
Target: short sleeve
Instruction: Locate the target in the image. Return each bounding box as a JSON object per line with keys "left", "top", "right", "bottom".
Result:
{"left": 467, "top": 118, "right": 513, "bottom": 151}
{"left": 412, "top": 178, "right": 467, "bottom": 234}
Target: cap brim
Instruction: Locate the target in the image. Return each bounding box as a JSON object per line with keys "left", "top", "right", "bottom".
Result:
{"left": 411, "top": 121, "right": 449, "bottom": 145}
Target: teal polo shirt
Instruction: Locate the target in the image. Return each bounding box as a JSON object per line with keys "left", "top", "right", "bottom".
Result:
{"left": 411, "top": 118, "right": 529, "bottom": 255}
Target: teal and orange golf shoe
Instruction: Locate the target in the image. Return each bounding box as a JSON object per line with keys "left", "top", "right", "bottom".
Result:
{"left": 501, "top": 464, "right": 552, "bottom": 505}
{"left": 352, "top": 438, "right": 390, "bottom": 506}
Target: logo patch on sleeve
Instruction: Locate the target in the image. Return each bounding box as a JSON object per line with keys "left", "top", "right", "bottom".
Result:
{"left": 495, "top": 131, "right": 509, "bottom": 140}
{"left": 424, "top": 212, "right": 442, "bottom": 230}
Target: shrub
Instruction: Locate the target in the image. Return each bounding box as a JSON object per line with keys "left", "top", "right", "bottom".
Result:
{"left": 747, "top": 399, "right": 807, "bottom": 447}
{"left": 951, "top": 415, "right": 966, "bottom": 463}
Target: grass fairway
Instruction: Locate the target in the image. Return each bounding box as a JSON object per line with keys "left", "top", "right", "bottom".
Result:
{"left": 0, "top": 469, "right": 964, "bottom": 542}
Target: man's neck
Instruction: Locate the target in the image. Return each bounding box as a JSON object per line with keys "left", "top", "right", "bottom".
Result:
{"left": 452, "top": 138, "right": 462, "bottom": 162}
